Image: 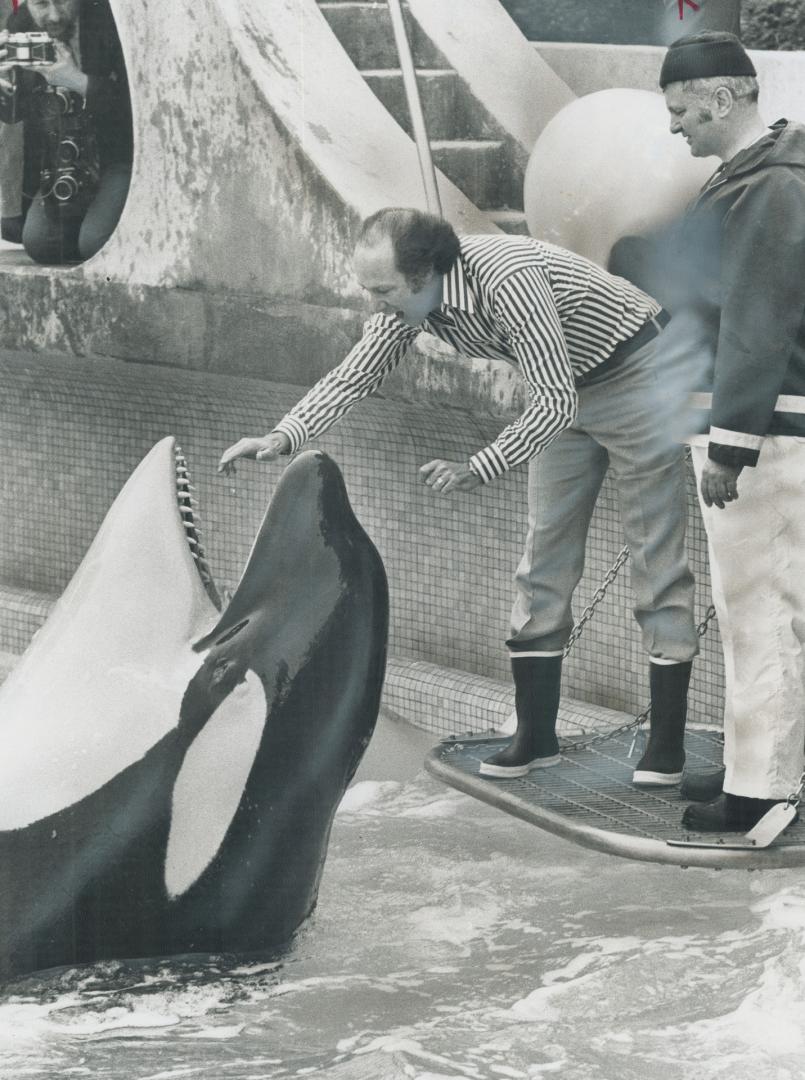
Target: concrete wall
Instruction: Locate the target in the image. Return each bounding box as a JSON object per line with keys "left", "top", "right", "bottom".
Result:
{"left": 535, "top": 41, "right": 805, "bottom": 123}
{"left": 0, "top": 0, "right": 496, "bottom": 382}
{"left": 0, "top": 12, "right": 747, "bottom": 731}
{"left": 102, "top": 0, "right": 494, "bottom": 299}
{"left": 0, "top": 350, "right": 725, "bottom": 730}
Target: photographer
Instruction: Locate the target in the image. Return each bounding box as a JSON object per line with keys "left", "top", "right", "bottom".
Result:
{"left": 0, "top": 0, "right": 132, "bottom": 264}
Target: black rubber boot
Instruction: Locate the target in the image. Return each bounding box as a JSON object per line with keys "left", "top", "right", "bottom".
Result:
{"left": 682, "top": 792, "right": 782, "bottom": 832}
{"left": 480, "top": 655, "right": 562, "bottom": 778}
{"left": 632, "top": 660, "right": 692, "bottom": 787}
{"left": 680, "top": 767, "right": 726, "bottom": 802}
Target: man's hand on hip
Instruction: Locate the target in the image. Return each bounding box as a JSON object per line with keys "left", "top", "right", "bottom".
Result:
{"left": 419, "top": 459, "right": 482, "bottom": 495}
{"left": 218, "top": 432, "right": 291, "bottom": 476}
{"left": 700, "top": 459, "right": 743, "bottom": 510}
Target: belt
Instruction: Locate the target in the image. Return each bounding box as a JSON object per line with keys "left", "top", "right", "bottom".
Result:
{"left": 576, "top": 309, "right": 671, "bottom": 388}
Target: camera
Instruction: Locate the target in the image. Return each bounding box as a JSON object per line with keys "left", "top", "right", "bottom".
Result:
{"left": 5, "top": 32, "right": 57, "bottom": 65}
{"left": 39, "top": 87, "right": 99, "bottom": 205}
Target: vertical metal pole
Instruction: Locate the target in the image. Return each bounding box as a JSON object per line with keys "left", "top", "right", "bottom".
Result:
{"left": 385, "top": 0, "right": 443, "bottom": 217}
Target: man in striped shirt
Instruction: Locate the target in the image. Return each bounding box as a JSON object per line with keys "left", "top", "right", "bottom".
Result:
{"left": 219, "top": 208, "right": 699, "bottom": 782}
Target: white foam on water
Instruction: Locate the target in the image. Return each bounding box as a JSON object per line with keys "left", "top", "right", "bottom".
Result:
{"left": 353, "top": 1033, "right": 485, "bottom": 1079}
{"left": 539, "top": 935, "right": 644, "bottom": 986}
{"left": 338, "top": 778, "right": 467, "bottom": 820}
{"left": 55, "top": 1006, "right": 182, "bottom": 1035}
{"left": 652, "top": 885, "right": 805, "bottom": 1064}
{"left": 179, "top": 1024, "right": 245, "bottom": 1040}
{"left": 399, "top": 796, "right": 466, "bottom": 819}
{"left": 0, "top": 965, "right": 282, "bottom": 1053}
{"left": 337, "top": 780, "right": 401, "bottom": 813}
{"left": 408, "top": 889, "right": 503, "bottom": 949}
{"left": 0, "top": 995, "right": 85, "bottom": 1047}
{"left": 7, "top": 771, "right": 805, "bottom": 1080}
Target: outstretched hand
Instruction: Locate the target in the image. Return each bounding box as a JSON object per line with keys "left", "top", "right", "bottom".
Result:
{"left": 218, "top": 432, "right": 291, "bottom": 476}
{"left": 419, "top": 459, "right": 482, "bottom": 495}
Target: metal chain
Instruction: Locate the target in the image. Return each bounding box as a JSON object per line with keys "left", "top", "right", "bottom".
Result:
{"left": 559, "top": 603, "right": 718, "bottom": 754}
{"left": 785, "top": 771, "right": 805, "bottom": 810}
{"left": 562, "top": 545, "right": 631, "bottom": 657}
{"left": 497, "top": 535, "right": 719, "bottom": 755}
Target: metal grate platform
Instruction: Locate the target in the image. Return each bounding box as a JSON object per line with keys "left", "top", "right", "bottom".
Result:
{"left": 425, "top": 729, "right": 805, "bottom": 869}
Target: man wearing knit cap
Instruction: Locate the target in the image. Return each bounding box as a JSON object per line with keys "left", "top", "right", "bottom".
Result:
{"left": 659, "top": 31, "right": 805, "bottom": 831}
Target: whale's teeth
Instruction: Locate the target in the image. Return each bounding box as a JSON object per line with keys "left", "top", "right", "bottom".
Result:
{"left": 179, "top": 506, "right": 194, "bottom": 517}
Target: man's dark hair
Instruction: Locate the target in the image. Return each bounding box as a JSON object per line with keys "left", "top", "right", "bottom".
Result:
{"left": 358, "top": 208, "right": 461, "bottom": 286}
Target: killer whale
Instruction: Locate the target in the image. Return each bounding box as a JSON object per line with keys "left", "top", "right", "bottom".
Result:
{"left": 0, "top": 441, "right": 388, "bottom": 979}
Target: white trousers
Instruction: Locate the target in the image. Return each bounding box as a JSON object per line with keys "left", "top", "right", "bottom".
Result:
{"left": 692, "top": 439, "right": 805, "bottom": 798}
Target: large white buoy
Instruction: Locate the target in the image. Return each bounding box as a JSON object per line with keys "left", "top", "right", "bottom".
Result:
{"left": 524, "top": 88, "right": 716, "bottom": 267}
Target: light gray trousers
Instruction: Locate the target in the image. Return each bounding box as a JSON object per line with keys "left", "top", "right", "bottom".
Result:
{"left": 509, "top": 338, "right": 699, "bottom": 665}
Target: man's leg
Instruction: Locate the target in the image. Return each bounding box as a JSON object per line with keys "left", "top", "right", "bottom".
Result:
{"left": 481, "top": 427, "right": 608, "bottom": 777}
{"left": 22, "top": 193, "right": 82, "bottom": 265}
{"left": 78, "top": 163, "right": 131, "bottom": 260}
{"left": 689, "top": 441, "right": 805, "bottom": 812}
{"left": 509, "top": 428, "right": 610, "bottom": 649}
{"left": 584, "top": 340, "right": 698, "bottom": 784}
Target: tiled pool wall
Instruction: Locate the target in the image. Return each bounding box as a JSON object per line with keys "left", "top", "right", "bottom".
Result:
{"left": 0, "top": 351, "right": 724, "bottom": 735}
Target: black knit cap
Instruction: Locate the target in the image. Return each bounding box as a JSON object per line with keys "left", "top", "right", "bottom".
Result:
{"left": 660, "top": 32, "right": 756, "bottom": 89}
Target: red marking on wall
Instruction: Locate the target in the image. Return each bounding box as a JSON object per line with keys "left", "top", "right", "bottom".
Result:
{"left": 11, "top": 0, "right": 18, "bottom": 10}
{"left": 679, "top": 0, "right": 701, "bottom": 17}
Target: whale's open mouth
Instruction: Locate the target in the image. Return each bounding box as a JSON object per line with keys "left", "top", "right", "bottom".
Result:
{"left": 0, "top": 437, "right": 225, "bottom": 831}
{"left": 173, "top": 444, "right": 220, "bottom": 610}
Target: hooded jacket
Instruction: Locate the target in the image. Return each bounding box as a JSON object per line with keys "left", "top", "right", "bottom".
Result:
{"left": 674, "top": 119, "right": 805, "bottom": 467}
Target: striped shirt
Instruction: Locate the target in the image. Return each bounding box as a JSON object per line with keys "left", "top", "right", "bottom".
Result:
{"left": 273, "top": 234, "right": 661, "bottom": 482}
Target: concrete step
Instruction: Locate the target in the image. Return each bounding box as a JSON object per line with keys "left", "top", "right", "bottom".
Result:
{"left": 431, "top": 140, "right": 522, "bottom": 211}
{"left": 488, "top": 209, "right": 529, "bottom": 235}
{"left": 318, "top": 1, "right": 443, "bottom": 70}
{"left": 0, "top": 585, "right": 56, "bottom": 656}
{"left": 361, "top": 68, "right": 496, "bottom": 142}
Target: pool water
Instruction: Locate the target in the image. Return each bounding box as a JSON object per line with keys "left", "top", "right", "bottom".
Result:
{"left": 1, "top": 720, "right": 804, "bottom": 1080}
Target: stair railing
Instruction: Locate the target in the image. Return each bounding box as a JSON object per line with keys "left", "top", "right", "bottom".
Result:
{"left": 385, "top": 0, "right": 443, "bottom": 216}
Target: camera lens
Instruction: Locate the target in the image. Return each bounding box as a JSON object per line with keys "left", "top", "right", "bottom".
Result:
{"left": 52, "top": 173, "right": 79, "bottom": 202}
{"left": 53, "top": 89, "right": 73, "bottom": 115}
{"left": 58, "top": 139, "right": 80, "bottom": 165}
